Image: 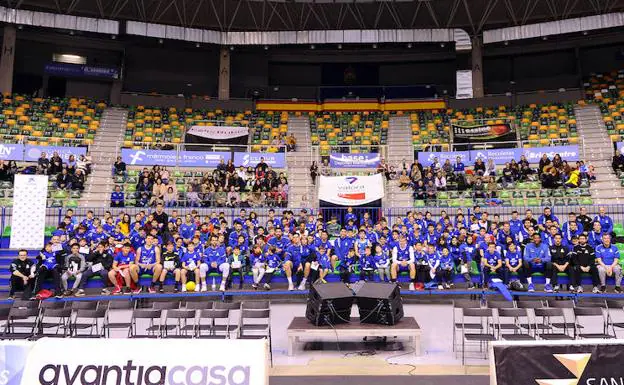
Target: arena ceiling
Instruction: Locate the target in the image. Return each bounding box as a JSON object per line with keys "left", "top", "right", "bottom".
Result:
{"left": 5, "top": 0, "right": 624, "bottom": 33}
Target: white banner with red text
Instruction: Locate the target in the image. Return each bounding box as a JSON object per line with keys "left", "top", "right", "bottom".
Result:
{"left": 319, "top": 174, "right": 384, "bottom": 205}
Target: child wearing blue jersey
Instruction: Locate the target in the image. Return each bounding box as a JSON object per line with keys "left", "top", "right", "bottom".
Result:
{"left": 314, "top": 245, "right": 332, "bottom": 284}
{"left": 337, "top": 248, "right": 357, "bottom": 285}
{"left": 33, "top": 242, "right": 63, "bottom": 298}
{"left": 374, "top": 244, "right": 391, "bottom": 282}
{"left": 481, "top": 242, "right": 503, "bottom": 288}
{"left": 134, "top": 234, "right": 163, "bottom": 294}
{"left": 180, "top": 242, "right": 202, "bottom": 292}
{"left": 260, "top": 246, "right": 281, "bottom": 290}
{"left": 359, "top": 246, "right": 376, "bottom": 281}
{"left": 109, "top": 243, "right": 137, "bottom": 295}
{"left": 355, "top": 230, "right": 372, "bottom": 259}
{"left": 436, "top": 247, "right": 454, "bottom": 289}
{"left": 503, "top": 242, "right": 524, "bottom": 285}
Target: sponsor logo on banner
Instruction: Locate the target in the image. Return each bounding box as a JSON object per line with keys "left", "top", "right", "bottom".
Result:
{"left": 417, "top": 151, "right": 470, "bottom": 165}
{"left": 452, "top": 123, "right": 514, "bottom": 141}
{"left": 418, "top": 145, "right": 579, "bottom": 165}
{"left": 24, "top": 145, "right": 86, "bottom": 162}
{"left": 233, "top": 153, "right": 286, "bottom": 168}
{"left": 19, "top": 338, "right": 268, "bottom": 385}
{"left": 470, "top": 148, "right": 522, "bottom": 164}
{"left": 0, "top": 342, "right": 32, "bottom": 385}
{"left": 329, "top": 153, "right": 380, "bottom": 168}
{"left": 121, "top": 149, "right": 231, "bottom": 167}
{"left": 491, "top": 340, "right": 624, "bottom": 385}
{"left": 44, "top": 62, "right": 119, "bottom": 79}
{"left": 319, "top": 174, "right": 384, "bottom": 205}
{"left": 522, "top": 145, "right": 579, "bottom": 162}
{"left": 0, "top": 143, "right": 23, "bottom": 161}
{"left": 187, "top": 126, "right": 249, "bottom": 140}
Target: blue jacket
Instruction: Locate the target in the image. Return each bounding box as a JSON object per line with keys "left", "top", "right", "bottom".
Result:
{"left": 594, "top": 215, "right": 614, "bottom": 234}
{"left": 523, "top": 242, "right": 550, "bottom": 264}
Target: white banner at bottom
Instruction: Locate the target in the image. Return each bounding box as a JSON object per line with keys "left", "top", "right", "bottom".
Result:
{"left": 2, "top": 338, "right": 268, "bottom": 385}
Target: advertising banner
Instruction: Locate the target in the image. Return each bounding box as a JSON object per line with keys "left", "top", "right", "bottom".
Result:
{"left": 616, "top": 142, "right": 623, "bottom": 154}
{"left": 522, "top": 145, "right": 580, "bottom": 163}
{"left": 187, "top": 126, "right": 249, "bottom": 140}
{"left": 185, "top": 126, "right": 249, "bottom": 146}
{"left": 417, "top": 151, "right": 470, "bottom": 165}
{"left": 0, "top": 341, "right": 33, "bottom": 385}
{"left": 233, "top": 152, "right": 286, "bottom": 168}
{"left": 319, "top": 174, "right": 384, "bottom": 205}
{"left": 452, "top": 123, "right": 516, "bottom": 143}
{"left": 491, "top": 339, "right": 624, "bottom": 385}
{"left": 417, "top": 145, "right": 580, "bottom": 165}
{"left": 121, "top": 149, "right": 231, "bottom": 167}
{"left": 1, "top": 338, "right": 268, "bottom": 385}
{"left": 0, "top": 143, "right": 24, "bottom": 161}
{"left": 455, "top": 70, "right": 473, "bottom": 99}
{"left": 24, "top": 145, "right": 87, "bottom": 162}
{"left": 44, "top": 62, "right": 120, "bottom": 79}
{"left": 470, "top": 148, "right": 523, "bottom": 164}
{"left": 10, "top": 175, "right": 48, "bottom": 250}
{"left": 329, "top": 153, "right": 380, "bottom": 168}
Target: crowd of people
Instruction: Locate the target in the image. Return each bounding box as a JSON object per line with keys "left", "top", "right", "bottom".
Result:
{"left": 8, "top": 203, "right": 622, "bottom": 300}
{"left": 112, "top": 157, "right": 289, "bottom": 208}
{"left": 37, "top": 151, "right": 92, "bottom": 191}
{"left": 393, "top": 153, "right": 595, "bottom": 203}
{"left": 0, "top": 151, "right": 92, "bottom": 190}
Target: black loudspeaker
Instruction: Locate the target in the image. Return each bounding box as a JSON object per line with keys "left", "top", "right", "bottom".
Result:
{"left": 306, "top": 283, "right": 354, "bottom": 326}
{"left": 354, "top": 282, "right": 404, "bottom": 325}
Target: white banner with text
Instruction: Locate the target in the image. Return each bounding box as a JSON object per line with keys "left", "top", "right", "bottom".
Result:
{"left": 319, "top": 174, "right": 384, "bottom": 205}
{"left": 0, "top": 338, "right": 268, "bottom": 385}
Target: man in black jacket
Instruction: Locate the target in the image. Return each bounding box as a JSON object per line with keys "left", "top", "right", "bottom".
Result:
{"left": 76, "top": 241, "right": 114, "bottom": 296}
{"left": 549, "top": 234, "right": 573, "bottom": 292}
{"left": 577, "top": 207, "right": 593, "bottom": 233}
{"left": 570, "top": 234, "right": 600, "bottom": 293}
{"left": 9, "top": 249, "right": 36, "bottom": 300}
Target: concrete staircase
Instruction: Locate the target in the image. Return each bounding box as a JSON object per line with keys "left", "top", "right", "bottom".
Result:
{"left": 81, "top": 107, "right": 128, "bottom": 207}
{"left": 286, "top": 116, "right": 316, "bottom": 210}
{"left": 575, "top": 104, "right": 623, "bottom": 204}
{"left": 384, "top": 115, "right": 414, "bottom": 209}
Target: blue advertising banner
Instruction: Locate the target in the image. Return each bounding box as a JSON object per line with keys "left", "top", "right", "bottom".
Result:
{"left": 469, "top": 148, "right": 522, "bottom": 164}
{"left": 521, "top": 145, "right": 580, "bottom": 163}
{"left": 121, "top": 149, "right": 231, "bottom": 167}
{"left": 233, "top": 152, "right": 286, "bottom": 168}
{"left": 417, "top": 151, "right": 470, "bottom": 165}
{"left": 418, "top": 145, "right": 580, "bottom": 166}
{"left": 0, "top": 143, "right": 24, "bottom": 161}
{"left": 329, "top": 153, "right": 381, "bottom": 168}
{"left": 44, "top": 62, "right": 120, "bottom": 79}
{"left": 24, "top": 145, "right": 86, "bottom": 162}
{"left": 616, "top": 142, "right": 623, "bottom": 153}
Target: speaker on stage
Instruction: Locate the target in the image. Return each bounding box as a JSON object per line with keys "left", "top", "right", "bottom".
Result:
{"left": 354, "top": 282, "right": 404, "bottom": 325}
{"left": 306, "top": 283, "right": 354, "bottom": 326}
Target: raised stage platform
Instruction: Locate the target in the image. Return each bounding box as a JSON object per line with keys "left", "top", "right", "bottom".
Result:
{"left": 287, "top": 316, "right": 422, "bottom": 357}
